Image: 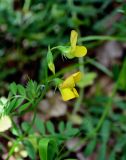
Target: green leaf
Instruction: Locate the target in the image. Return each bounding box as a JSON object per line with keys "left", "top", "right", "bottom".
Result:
{"left": 17, "top": 84, "right": 26, "bottom": 96}
{"left": 115, "top": 135, "right": 126, "bottom": 151}
{"left": 10, "top": 82, "right": 17, "bottom": 95}
{"left": 109, "top": 150, "right": 116, "bottom": 160}
{"left": 39, "top": 138, "right": 57, "bottom": 160}
{"left": 6, "top": 98, "right": 17, "bottom": 113}
{"left": 14, "top": 98, "right": 24, "bottom": 110}
{"left": 84, "top": 138, "right": 97, "bottom": 157}
{"left": 35, "top": 116, "right": 46, "bottom": 135}
{"left": 6, "top": 97, "right": 24, "bottom": 113}
{"left": 97, "top": 143, "right": 106, "bottom": 160}
{"left": 97, "top": 120, "right": 110, "bottom": 160}
{"left": 24, "top": 140, "right": 36, "bottom": 160}
{"left": 117, "top": 58, "right": 126, "bottom": 91}
{"left": 26, "top": 80, "right": 40, "bottom": 99}
{"left": 82, "top": 117, "right": 94, "bottom": 133}
{"left": 46, "top": 121, "right": 55, "bottom": 135}
{"left": 11, "top": 126, "right": 21, "bottom": 136}
{"left": 58, "top": 121, "right": 65, "bottom": 133}
{"left": 100, "top": 120, "right": 110, "bottom": 143}
{"left": 19, "top": 102, "right": 31, "bottom": 112}
{"left": 77, "top": 72, "right": 97, "bottom": 88}
{"left": 66, "top": 122, "right": 72, "bottom": 130}
{"left": 21, "top": 122, "right": 34, "bottom": 134}
{"left": 65, "top": 122, "right": 79, "bottom": 136}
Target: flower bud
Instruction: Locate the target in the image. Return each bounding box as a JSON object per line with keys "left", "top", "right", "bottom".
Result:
{"left": 47, "top": 46, "right": 55, "bottom": 74}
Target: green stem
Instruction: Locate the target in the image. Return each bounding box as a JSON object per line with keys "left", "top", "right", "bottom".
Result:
{"left": 51, "top": 46, "right": 64, "bottom": 51}
{"left": 6, "top": 136, "right": 24, "bottom": 160}
{"left": 0, "top": 133, "right": 13, "bottom": 141}
{"left": 86, "top": 57, "right": 113, "bottom": 77}
{"left": 73, "top": 87, "right": 83, "bottom": 114}
{"left": 79, "top": 35, "right": 126, "bottom": 42}
{"left": 48, "top": 62, "right": 86, "bottom": 81}
{"left": 23, "top": 0, "right": 31, "bottom": 12}
{"left": 94, "top": 84, "right": 117, "bottom": 133}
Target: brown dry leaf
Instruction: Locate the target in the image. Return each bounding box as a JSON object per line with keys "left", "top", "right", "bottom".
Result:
{"left": 76, "top": 152, "right": 87, "bottom": 160}
{"left": 68, "top": 114, "right": 83, "bottom": 125}
{"left": 39, "top": 90, "right": 67, "bottom": 119}
{"left": 96, "top": 41, "right": 122, "bottom": 67}
{"left": 66, "top": 138, "right": 84, "bottom": 152}
{"left": 87, "top": 75, "right": 113, "bottom": 97}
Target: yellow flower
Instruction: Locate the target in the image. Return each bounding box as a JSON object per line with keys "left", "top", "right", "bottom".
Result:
{"left": 66, "top": 30, "right": 87, "bottom": 59}
{"left": 0, "top": 115, "right": 12, "bottom": 132}
{"left": 59, "top": 72, "right": 82, "bottom": 101}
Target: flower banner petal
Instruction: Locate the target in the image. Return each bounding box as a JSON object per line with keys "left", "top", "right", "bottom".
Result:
{"left": 60, "top": 76, "right": 75, "bottom": 88}
{"left": 72, "top": 71, "right": 82, "bottom": 83}
{"left": 70, "top": 30, "right": 78, "bottom": 50}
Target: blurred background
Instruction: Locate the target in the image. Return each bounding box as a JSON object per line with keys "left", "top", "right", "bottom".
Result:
{"left": 0, "top": 0, "right": 126, "bottom": 159}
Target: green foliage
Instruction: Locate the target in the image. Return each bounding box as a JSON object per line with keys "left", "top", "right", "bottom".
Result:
{"left": 46, "top": 121, "right": 55, "bottom": 135}
{"left": 4, "top": 80, "right": 44, "bottom": 115}
{"left": 84, "top": 138, "right": 97, "bottom": 157}
{"left": 39, "top": 138, "right": 58, "bottom": 160}
{"left": 117, "top": 58, "right": 126, "bottom": 91}
{"left": 35, "top": 116, "right": 46, "bottom": 135}
{"left": 24, "top": 140, "right": 36, "bottom": 160}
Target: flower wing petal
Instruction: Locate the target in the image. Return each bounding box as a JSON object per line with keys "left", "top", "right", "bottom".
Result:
{"left": 73, "top": 88, "right": 79, "bottom": 97}
{"left": 60, "top": 88, "right": 76, "bottom": 101}
{"left": 74, "top": 46, "right": 87, "bottom": 57}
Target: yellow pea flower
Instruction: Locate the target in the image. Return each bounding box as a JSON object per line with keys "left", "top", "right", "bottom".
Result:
{"left": 66, "top": 30, "right": 87, "bottom": 59}
{"left": 59, "top": 72, "right": 82, "bottom": 101}
{"left": 0, "top": 115, "right": 12, "bottom": 132}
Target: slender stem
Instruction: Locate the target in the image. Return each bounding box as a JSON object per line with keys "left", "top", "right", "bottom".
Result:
{"left": 51, "top": 45, "right": 69, "bottom": 52}
{"left": 0, "top": 133, "right": 13, "bottom": 141}
{"left": 73, "top": 87, "right": 83, "bottom": 114}
{"left": 48, "top": 62, "right": 86, "bottom": 81}
{"left": 23, "top": 0, "right": 31, "bottom": 12}
{"left": 86, "top": 57, "right": 113, "bottom": 77}
{"left": 6, "top": 136, "right": 24, "bottom": 160}
{"left": 73, "top": 31, "right": 85, "bottom": 114}
{"left": 79, "top": 35, "right": 126, "bottom": 42}
{"left": 94, "top": 84, "right": 117, "bottom": 133}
